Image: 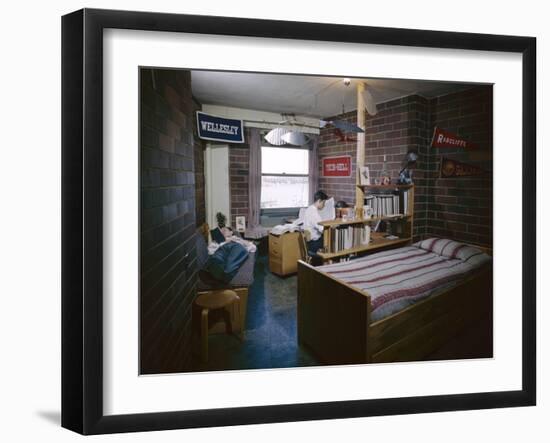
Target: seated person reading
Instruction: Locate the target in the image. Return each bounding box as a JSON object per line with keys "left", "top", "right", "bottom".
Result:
{"left": 303, "top": 190, "right": 328, "bottom": 254}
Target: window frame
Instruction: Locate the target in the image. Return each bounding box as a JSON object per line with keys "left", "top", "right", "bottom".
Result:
{"left": 260, "top": 145, "right": 310, "bottom": 212}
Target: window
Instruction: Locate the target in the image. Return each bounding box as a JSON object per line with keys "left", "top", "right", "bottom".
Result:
{"left": 261, "top": 146, "right": 309, "bottom": 209}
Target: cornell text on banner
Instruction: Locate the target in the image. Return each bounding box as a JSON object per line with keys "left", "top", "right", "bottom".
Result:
{"left": 322, "top": 155, "right": 352, "bottom": 177}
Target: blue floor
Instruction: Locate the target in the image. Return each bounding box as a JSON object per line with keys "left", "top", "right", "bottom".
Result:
{"left": 190, "top": 253, "right": 492, "bottom": 372}
{"left": 192, "top": 254, "right": 319, "bottom": 372}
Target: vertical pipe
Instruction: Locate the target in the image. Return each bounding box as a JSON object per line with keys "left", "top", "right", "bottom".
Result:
{"left": 356, "top": 82, "right": 366, "bottom": 212}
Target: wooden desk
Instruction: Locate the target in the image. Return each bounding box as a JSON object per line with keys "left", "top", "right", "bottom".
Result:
{"left": 269, "top": 231, "right": 302, "bottom": 276}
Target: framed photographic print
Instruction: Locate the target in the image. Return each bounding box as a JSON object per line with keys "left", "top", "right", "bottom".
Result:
{"left": 359, "top": 166, "right": 371, "bottom": 186}
{"left": 235, "top": 216, "right": 246, "bottom": 232}
{"left": 62, "top": 8, "right": 536, "bottom": 435}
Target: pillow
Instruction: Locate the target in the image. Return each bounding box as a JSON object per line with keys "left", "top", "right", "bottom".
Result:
{"left": 462, "top": 250, "right": 492, "bottom": 267}
{"left": 415, "top": 237, "right": 486, "bottom": 261}
{"left": 415, "top": 238, "right": 455, "bottom": 255}
{"left": 452, "top": 244, "right": 486, "bottom": 262}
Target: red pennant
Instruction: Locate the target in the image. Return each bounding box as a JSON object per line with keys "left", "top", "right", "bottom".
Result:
{"left": 431, "top": 126, "right": 478, "bottom": 150}
{"left": 322, "top": 155, "right": 352, "bottom": 177}
{"left": 440, "top": 157, "right": 486, "bottom": 178}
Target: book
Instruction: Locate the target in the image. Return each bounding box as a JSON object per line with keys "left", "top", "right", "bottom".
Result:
{"left": 364, "top": 193, "right": 402, "bottom": 218}
{"left": 329, "top": 223, "right": 372, "bottom": 252}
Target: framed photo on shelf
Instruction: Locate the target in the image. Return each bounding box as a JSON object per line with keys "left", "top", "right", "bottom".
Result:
{"left": 359, "top": 166, "right": 371, "bottom": 185}
{"left": 62, "top": 8, "right": 536, "bottom": 435}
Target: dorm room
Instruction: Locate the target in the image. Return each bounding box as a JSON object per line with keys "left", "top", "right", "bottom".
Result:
{"left": 140, "top": 69, "right": 493, "bottom": 374}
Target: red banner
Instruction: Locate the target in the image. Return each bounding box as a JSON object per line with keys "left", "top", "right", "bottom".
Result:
{"left": 431, "top": 126, "right": 478, "bottom": 150}
{"left": 440, "top": 157, "right": 486, "bottom": 178}
{"left": 322, "top": 155, "right": 352, "bottom": 177}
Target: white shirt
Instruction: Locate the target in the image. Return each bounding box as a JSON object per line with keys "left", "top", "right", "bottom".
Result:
{"left": 303, "top": 204, "right": 324, "bottom": 241}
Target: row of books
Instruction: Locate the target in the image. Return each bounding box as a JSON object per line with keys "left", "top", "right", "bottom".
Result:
{"left": 330, "top": 225, "right": 371, "bottom": 253}
{"left": 365, "top": 190, "right": 410, "bottom": 217}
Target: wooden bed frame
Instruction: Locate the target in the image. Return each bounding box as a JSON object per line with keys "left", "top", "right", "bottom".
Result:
{"left": 297, "top": 245, "right": 493, "bottom": 364}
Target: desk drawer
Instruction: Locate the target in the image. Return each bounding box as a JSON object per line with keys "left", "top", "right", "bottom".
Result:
{"left": 269, "top": 234, "right": 282, "bottom": 249}
{"left": 269, "top": 245, "right": 282, "bottom": 258}
{"left": 269, "top": 256, "right": 283, "bottom": 275}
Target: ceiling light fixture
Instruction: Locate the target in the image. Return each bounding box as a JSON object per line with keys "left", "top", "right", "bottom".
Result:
{"left": 264, "top": 127, "right": 291, "bottom": 145}
{"left": 282, "top": 131, "right": 309, "bottom": 146}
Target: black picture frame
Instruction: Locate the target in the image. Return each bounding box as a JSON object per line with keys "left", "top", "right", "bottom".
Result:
{"left": 62, "top": 8, "right": 536, "bottom": 435}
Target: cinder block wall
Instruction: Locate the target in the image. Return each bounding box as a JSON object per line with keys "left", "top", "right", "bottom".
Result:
{"left": 426, "top": 86, "right": 493, "bottom": 246}
{"left": 140, "top": 68, "right": 197, "bottom": 374}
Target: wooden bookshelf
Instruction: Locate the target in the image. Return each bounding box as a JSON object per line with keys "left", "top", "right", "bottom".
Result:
{"left": 357, "top": 184, "right": 414, "bottom": 190}
{"left": 319, "top": 214, "right": 411, "bottom": 228}
{"left": 318, "top": 184, "right": 414, "bottom": 263}
{"left": 363, "top": 184, "right": 414, "bottom": 219}
{"left": 319, "top": 218, "right": 371, "bottom": 228}
{"left": 317, "top": 233, "right": 410, "bottom": 261}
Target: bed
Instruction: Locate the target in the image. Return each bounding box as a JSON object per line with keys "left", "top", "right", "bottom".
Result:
{"left": 297, "top": 238, "right": 493, "bottom": 364}
{"left": 195, "top": 231, "right": 256, "bottom": 333}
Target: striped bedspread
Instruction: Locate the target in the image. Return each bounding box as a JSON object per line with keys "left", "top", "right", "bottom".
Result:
{"left": 318, "top": 239, "right": 492, "bottom": 322}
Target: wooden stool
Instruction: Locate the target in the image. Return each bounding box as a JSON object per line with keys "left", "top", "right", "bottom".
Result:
{"left": 195, "top": 289, "right": 241, "bottom": 363}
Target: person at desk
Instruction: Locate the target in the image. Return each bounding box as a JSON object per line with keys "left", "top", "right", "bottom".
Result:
{"left": 303, "top": 190, "right": 329, "bottom": 253}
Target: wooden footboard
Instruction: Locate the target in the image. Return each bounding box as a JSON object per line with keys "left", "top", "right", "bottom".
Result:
{"left": 297, "top": 260, "right": 372, "bottom": 364}
{"left": 369, "top": 268, "right": 492, "bottom": 363}
{"left": 297, "top": 260, "right": 492, "bottom": 365}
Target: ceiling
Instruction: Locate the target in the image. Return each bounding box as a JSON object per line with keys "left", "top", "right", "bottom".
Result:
{"left": 191, "top": 70, "right": 479, "bottom": 119}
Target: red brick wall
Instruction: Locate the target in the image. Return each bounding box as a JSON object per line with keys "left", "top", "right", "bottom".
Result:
{"left": 229, "top": 145, "right": 249, "bottom": 228}
{"left": 317, "top": 87, "right": 492, "bottom": 245}
{"left": 222, "top": 86, "right": 492, "bottom": 246}
{"left": 317, "top": 111, "right": 356, "bottom": 204}
{"left": 426, "top": 86, "right": 493, "bottom": 246}
{"left": 318, "top": 95, "right": 431, "bottom": 240}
